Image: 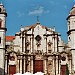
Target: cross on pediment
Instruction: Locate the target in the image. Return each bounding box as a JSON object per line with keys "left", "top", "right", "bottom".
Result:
{"left": 37, "top": 16, "right": 39, "bottom": 22}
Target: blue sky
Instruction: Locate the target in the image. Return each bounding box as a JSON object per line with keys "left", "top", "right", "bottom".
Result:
{"left": 1, "top": 0, "right": 75, "bottom": 43}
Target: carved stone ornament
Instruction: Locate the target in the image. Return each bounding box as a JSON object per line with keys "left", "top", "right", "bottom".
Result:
{"left": 9, "top": 55, "right": 15, "bottom": 61}
{"left": 35, "top": 50, "right": 42, "bottom": 54}
{"left": 26, "top": 40, "right": 30, "bottom": 46}
{"left": 61, "top": 56, "right": 66, "bottom": 61}
{"left": 36, "top": 42, "right": 41, "bottom": 46}
{"left": 48, "top": 40, "right": 52, "bottom": 46}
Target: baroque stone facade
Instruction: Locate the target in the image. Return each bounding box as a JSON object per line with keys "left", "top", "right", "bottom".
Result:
{"left": 5, "top": 22, "right": 72, "bottom": 75}
{"left": 1, "top": 2, "right": 75, "bottom": 75}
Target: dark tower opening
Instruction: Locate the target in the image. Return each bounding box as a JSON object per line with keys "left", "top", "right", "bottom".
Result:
{"left": 0, "top": 8, "right": 1, "bottom": 12}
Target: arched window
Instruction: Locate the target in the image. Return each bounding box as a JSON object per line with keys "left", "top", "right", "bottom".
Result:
{"left": 0, "top": 19, "right": 2, "bottom": 28}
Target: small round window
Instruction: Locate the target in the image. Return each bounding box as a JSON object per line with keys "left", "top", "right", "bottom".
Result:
{"left": 35, "top": 35, "right": 41, "bottom": 41}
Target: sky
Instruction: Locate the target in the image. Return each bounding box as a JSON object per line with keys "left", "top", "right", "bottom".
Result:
{"left": 1, "top": 0, "right": 75, "bottom": 43}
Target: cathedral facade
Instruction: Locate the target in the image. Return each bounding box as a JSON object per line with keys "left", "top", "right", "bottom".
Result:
{"left": 6, "top": 22, "right": 71, "bottom": 75}
{"left": 0, "top": 2, "right": 75, "bottom": 75}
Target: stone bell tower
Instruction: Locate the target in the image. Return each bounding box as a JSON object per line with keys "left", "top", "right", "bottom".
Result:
{"left": 0, "top": 2, "right": 7, "bottom": 71}
{"left": 67, "top": 5, "right": 75, "bottom": 72}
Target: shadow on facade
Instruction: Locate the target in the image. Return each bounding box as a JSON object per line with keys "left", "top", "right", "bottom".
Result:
{"left": 0, "top": 68, "right": 7, "bottom": 75}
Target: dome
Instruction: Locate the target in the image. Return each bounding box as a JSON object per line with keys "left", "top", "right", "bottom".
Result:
{"left": 70, "top": 5, "right": 75, "bottom": 15}
{"left": 67, "top": 5, "right": 75, "bottom": 20}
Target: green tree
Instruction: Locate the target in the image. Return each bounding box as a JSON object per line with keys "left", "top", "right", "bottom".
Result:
{"left": 65, "top": 64, "right": 69, "bottom": 75}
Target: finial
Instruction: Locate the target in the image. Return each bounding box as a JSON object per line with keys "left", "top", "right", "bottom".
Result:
{"left": 37, "top": 16, "right": 39, "bottom": 22}
{"left": 21, "top": 25, "right": 22, "bottom": 28}
{"left": 36, "top": 16, "right": 40, "bottom": 24}
{"left": 0, "top": 1, "right": 2, "bottom": 4}
{"left": 53, "top": 26, "right": 55, "bottom": 31}
{"left": 73, "top": 4, "right": 75, "bottom": 8}
{"left": 0, "top": 1, "right": 3, "bottom": 6}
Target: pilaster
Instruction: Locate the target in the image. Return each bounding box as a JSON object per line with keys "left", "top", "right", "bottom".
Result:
{"left": 30, "top": 56, "right": 33, "bottom": 73}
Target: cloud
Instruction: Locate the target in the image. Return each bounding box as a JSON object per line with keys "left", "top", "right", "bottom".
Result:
{"left": 17, "top": 11, "right": 25, "bottom": 17}
{"left": 28, "top": 6, "right": 49, "bottom": 15}
{"left": 29, "top": 6, "right": 44, "bottom": 15}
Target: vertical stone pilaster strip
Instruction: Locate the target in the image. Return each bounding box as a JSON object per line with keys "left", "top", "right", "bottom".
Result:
{"left": 44, "top": 57, "right": 47, "bottom": 74}
{"left": 24, "top": 32, "right": 25, "bottom": 52}
{"left": 5, "top": 56, "right": 7, "bottom": 74}
{"left": 69, "top": 59, "right": 71, "bottom": 74}
{"left": 31, "top": 56, "right": 33, "bottom": 73}
{"left": 24, "top": 56, "right": 26, "bottom": 72}
{"left": 27, "top": 56, "right": 30, "bottom": 72}
{"left": 31, "top": 36, "right": 32, "bottom": 53}
{"left": 56, "top": 56, "right": 58, "bottom": 75}
{"left": 52, "top": 57, "right": 55, "bottom": 75}
{"left": 20, "top": 34, "right": 22, "bottom": 52}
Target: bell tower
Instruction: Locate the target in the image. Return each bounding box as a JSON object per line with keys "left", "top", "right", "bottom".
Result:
{"left": 0, "top": 2, "right": 7, "bottom": 72}
{"left": 67, "top": 5, "right": 75, "bottom": 72}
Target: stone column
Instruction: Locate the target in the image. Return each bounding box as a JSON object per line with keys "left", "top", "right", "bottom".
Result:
{"left": 68, "top": 56, "right": 72, "bottom": 75}
{"left": 31, "top": 56, "right": 33, "bottom": 73}
{"left": 52, "top": 56, "right": 55, "bottom": 75}
{"left": 20, "top": 34, "right": 22, "bottom": 52}
{"left": 0, "top": 49, "right": 4, "bottom": 69}
{"left": 58, "top": 54, "right": 60, "bottom": 75}
{"left": 31, "top": 36, "right": 33, "bottom": 53}
{"left": 72, "top": 50, "right": 75, "bottom": 73}
{"left": 56, "top": 56, "right": 58, "bottom": 75}
{"left": 5, "top": 56, "right": 7, "bottom": 74}
{"left": 53, "top": 35, "right": 57, "bottom": 52}
{"left": 52, "top": 36, "right": 55, "bottom": 52}
{"left": 20, "top": 59, "right": 22, "bottom": 73}
{"left": 59, "top": 59, "right": 61, "bottom": 75}
{"left": 44, "top": 57, "right": 47, "bottom": 74}
{"left": 69, "top": 59, "right": 71, "bottom": 74}
{"left": 55, "top": 37, "right": 57, "bottom": 52}
{"left": 24, "top": 56, "right": 26, "bottom": 73}
{"left": 24, "top": 32, "right": 25, "bottom": 52}
{"left": 27, "top": 56, "right": 31, "bottom": 72}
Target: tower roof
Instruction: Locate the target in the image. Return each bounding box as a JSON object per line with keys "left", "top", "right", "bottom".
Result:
{"left": 0, "top": 2, "right": 3, "bottom": 6}
{"left": 67, "top": 5, "right": 75, "bottom": 20}
{"left": 0, "top": 2, "right": 4, "bottom": 8}
{"left": 0, "top": 2, "right": 7, "bottom": 17}
{"left": 70, "top": 5, "right": 75, "bottom": 15}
